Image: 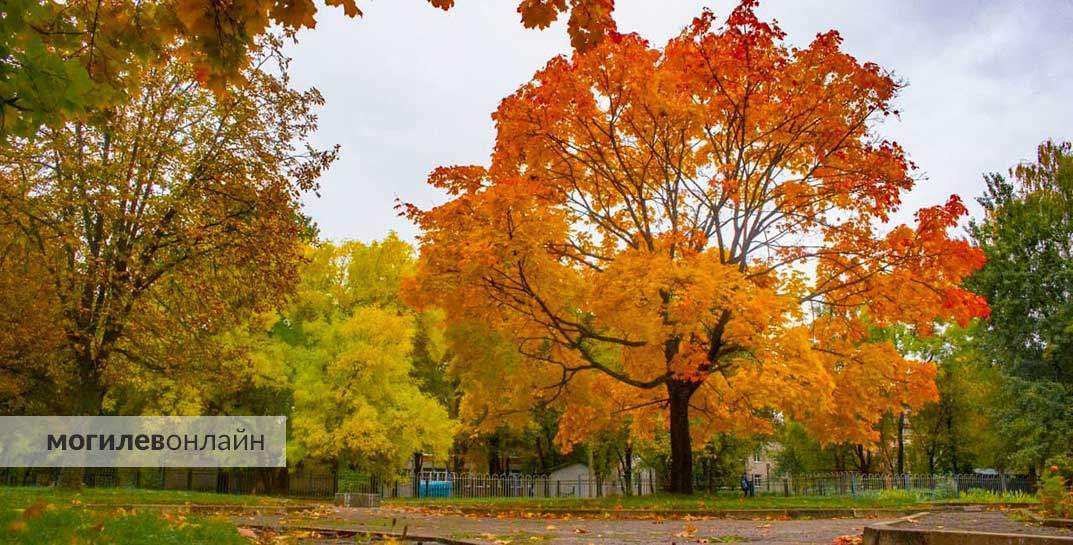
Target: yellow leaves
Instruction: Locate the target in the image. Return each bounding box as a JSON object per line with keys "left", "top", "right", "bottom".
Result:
{"left": 173, "top": 0, "right": 215, "bottom": 35}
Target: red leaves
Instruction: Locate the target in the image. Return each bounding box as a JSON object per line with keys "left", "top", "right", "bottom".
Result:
{"left": 427, "top": 0, "right": 455, "bottom": 10}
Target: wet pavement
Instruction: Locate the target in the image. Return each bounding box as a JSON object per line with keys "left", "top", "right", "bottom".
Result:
{"left": 240, "top": 506, "right": 890, "bottom": 544}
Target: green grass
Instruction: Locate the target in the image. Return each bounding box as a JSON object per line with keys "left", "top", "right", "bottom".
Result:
{"left": 386, "top": 489, "right": 1036, "bottom": 512}
{"left": 0, "top": 502, "right": 249, "bottom": 545}
{"left": 0, "top": 486, "right": 303, "bottom": 509}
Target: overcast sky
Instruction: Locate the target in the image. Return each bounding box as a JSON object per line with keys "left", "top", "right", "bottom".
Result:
{"left": 283, "top": 0, "right": 1073, "bottom": 243}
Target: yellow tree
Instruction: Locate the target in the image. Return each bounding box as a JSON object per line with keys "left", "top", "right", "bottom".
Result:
{"left": 405, "top": 2, "right": 988, "bottom": 493}
{"left": 0, "top": 40, "right": 335, "bottom": 416}
{"left": 280, "top": 238, "right": 454, "bottom": 476}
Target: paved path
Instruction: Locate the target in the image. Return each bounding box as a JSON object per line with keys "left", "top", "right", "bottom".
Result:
{"left": 246, "top": 506, "right": 893, "bottom": 545}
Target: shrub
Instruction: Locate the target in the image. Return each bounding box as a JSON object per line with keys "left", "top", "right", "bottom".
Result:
{"left": 1038, "top": 465, "right": 1072, "bottom": 518}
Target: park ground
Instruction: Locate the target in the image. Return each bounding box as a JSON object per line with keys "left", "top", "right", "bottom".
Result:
{"left": 0, "top": 486, "right": 1043, "bottom": 544}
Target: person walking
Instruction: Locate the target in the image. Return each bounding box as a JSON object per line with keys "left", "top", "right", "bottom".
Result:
{"left": 740, "top": 472, "right": 750, "bottom": 498}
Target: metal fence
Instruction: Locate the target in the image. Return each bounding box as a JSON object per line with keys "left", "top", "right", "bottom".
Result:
{"left": 338, "top": 470, "right": 661, "bottom": 499}
{"left": 719, "top": 472, "right": 1035, "bottom": 498}
{"left": 0, "top": 467, "right": 338, "bottom": 498}
{"left": 0, "top": 468, "right": 1036, "bottom": 500}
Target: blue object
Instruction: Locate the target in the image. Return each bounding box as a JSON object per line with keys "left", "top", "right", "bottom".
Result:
{"left": 418, "top": 480, "right": 452, "bottom": 497}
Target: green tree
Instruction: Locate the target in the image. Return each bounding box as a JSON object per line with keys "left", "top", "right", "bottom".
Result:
{"left": 899, "top": 324, "right": 1000, "bottom": 474}
{"left": 969, "top": 140, "right": 1073, "bottom": 475}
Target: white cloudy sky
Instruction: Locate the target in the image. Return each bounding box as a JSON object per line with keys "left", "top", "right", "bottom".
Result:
{"left": 283, "top": 0, "right": 1073, "bottom": 243}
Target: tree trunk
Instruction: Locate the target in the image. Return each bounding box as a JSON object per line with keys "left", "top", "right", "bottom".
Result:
{"left": 667, "top": 379, "right": 698, "bottom": 494}
{"left": 854, "top": 444, "right": 872, "bottom": 474}
{"left": 411, "top": 451, "right": 424, "bottom": 495}
{"left": 58, "top": 360, "right": 106, "bottom": 489}
{"left": 945, "top": 413, "right": 959, "bottom": 474}
{"left": 896, "top": 412, "right": 906, "bottom": 474}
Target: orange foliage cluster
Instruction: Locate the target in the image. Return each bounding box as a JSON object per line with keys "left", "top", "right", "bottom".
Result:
{"left": 404, "top": 1, "right": 988, "bottom": 450}
{"left": 171, "top": 0, "right": 617, "bottom": 89}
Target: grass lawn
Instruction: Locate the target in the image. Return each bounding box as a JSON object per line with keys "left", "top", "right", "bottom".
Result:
{"left": 0, "top": 488, "right": 273, "bottom": 544}
{"left": 0, "top": 503, "right": 250, "bottom": 545}
{"left": 0, "top": 486, "right": 303, "bottom": 509}
{"left": 385, "top": 489, "right": 1037, "bottom": 512}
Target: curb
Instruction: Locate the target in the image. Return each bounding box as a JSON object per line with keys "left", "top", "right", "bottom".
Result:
{"left": 863, "top": 511, "right": 1073, "bottom": 545}
{"left": 240, "top": 523, "right": 479, "bottom": 545}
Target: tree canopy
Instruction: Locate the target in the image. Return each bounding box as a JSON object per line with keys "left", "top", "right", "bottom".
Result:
{"left": 274, "top": 238, "right": 454, "bottom": 475}
{"left": 405, "top": 2, "right": 988, "bottom": 492}
{"left": 0, "top": 41, "right": 335, "bottom": 415}
{"left": 969, "top": 140, "right": 1073, "bottom": 473}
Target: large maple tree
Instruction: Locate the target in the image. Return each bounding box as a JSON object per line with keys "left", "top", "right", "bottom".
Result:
{"left": 405, "top": 1, "right": 988, "bottom": 493}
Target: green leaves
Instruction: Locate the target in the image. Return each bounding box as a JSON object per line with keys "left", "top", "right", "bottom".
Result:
{"left": 969, "top": 140, "right": 1073, "bottom": 471}
{"left": 0, "top": 0, "right": 113, "bottom": 137}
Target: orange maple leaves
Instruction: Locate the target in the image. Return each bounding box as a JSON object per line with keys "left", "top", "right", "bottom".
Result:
{"left": 406, "top": 1, "right": 988, "bottom": 450}
{"left": 167, "top": 0, "right": 618, "bottom": 91}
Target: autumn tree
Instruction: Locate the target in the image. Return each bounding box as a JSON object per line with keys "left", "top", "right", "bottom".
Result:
{"left": 405, "top": 2, "right": 988, "bottom": 493}
{"left": 0, "top": 226, "right": 69, "bottom": 414}
{"left": 2, "top": 0, "right": 616, "bottom": 137}
{"left": 0, "top": 40, "right": 335, "bottom": 417}
{"left": 267, "top": 238, "right": 454, "bottom": 476}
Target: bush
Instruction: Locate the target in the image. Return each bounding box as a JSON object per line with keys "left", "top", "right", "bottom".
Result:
{"left": 1038, "top": 465, "right": 1072, "bottom": 518}
{"left": 930, "top": 476, "right": 958, "bottom": 499}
